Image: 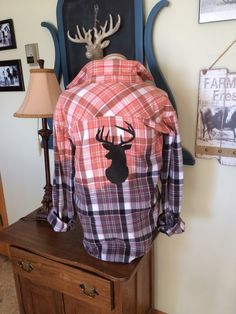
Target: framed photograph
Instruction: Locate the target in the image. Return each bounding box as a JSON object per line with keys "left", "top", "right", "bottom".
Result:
{"left": 0, "top": 19, "right": 16, "bottom": 50}
{"left": 0, "top": 60, "right": 25, "bottom": 91}
{"left": 199, "top": 0, "right": 236, "bottom": 23}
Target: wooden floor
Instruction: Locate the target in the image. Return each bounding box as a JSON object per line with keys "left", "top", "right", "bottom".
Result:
{"left": 0, "top": 255, "right": 19, "bottom": 314}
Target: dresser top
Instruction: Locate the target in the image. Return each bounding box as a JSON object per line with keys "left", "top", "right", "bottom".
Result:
{"left": 0, "top": 210, "right": 146, "bottom": 282}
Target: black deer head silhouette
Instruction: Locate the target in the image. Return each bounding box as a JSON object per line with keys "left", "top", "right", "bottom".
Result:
{"left": 96, "top": 122, "right": 135, "bottom": 184}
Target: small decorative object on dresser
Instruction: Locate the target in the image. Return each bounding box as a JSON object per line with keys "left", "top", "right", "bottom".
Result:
{"left": 0, "top": 59, "right": 24, "bottom": 92}
{"left": 0, "top": 19, "right": 16, "bottom": 51}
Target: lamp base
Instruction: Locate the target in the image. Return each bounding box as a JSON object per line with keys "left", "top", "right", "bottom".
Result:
{"left": 36, "top": 206, "right": 50, "bottom": 221}
{"left": 36, "top": 183, "right": 53, "bottom": 221}
{"left": 36, "top": 118, "right": 53, "bottom": 221}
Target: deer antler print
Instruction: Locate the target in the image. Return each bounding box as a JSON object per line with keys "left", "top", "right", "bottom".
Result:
{"left": 115, "top": 123, "right": 135, "bottom": 145}
{"left": 96, "top": 122, "right": 135, "bottom": 185}
{"left": 96, "top": 126, "right": 115, "bottom": 145}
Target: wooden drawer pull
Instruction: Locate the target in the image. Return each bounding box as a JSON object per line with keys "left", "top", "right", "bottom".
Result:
{"left": 17, "top": 260, "right": 34, "bottom": 273}
{"left": 80, "top": 283, "right": 99, "bottom": 298}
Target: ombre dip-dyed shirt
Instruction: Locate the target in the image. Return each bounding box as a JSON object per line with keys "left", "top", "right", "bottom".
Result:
{"left": 48, "top": 59, "right": 184, "bottom": 263}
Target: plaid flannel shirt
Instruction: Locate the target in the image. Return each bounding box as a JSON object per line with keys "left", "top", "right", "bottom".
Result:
{"left": 48, "top": 59, "right": 184, "bottom": 263}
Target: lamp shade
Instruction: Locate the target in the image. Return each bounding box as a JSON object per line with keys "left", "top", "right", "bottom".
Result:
{"left": 14, "top": 69, "right": 61, "bottom": 118}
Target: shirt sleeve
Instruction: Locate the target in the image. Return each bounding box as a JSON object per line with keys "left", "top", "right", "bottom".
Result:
{"left": 157, "top": 98, "right": 185, "bottom": 236}
{"left": 47, "top": 98, "right": 77, "bottom": 232}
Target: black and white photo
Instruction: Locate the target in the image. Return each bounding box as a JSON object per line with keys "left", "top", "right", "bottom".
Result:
{"left": 199, "top": 0, "right": 236, "bottom": 23}
{"left": 0, "top": 19, "right": 16, "bottom": 50}
{"left": 0, "top": 60, "right": 24, "bottom": 91}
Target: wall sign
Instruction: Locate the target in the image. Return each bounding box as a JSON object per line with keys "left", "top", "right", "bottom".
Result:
{"left": 196, "top": 68, "right": 236, "bottom": 166}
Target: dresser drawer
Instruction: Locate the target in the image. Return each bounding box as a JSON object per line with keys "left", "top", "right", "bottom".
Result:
{"left": 10, "top": 246, "right": 113, "bottom": 311}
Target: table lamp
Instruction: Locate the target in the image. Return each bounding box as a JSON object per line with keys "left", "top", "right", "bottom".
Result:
{"left": 14, "top": 59, "right": 61, "bottom": 221}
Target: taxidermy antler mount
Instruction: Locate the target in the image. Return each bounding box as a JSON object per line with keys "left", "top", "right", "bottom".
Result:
{"left": 67, "top": 14, "right": 121, "bottom": 60}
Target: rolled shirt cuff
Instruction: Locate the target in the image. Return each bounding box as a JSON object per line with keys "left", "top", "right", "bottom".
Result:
{"left": 47, "top": 209, "right": 77, "bottom": 232}
{"left": 158, "top": 211, "right": 185, "bottom": 236}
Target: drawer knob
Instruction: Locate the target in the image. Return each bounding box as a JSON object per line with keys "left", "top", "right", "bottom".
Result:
{"left": 17, "top": 260, "right": 34, "bottom": 273}
{"left": 80, "top": 283, "right": 99, "bottom": 298}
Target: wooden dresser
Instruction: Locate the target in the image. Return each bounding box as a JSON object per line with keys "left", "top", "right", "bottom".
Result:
{"left": 0, "top": 210, "right": 165, "bottom": 314}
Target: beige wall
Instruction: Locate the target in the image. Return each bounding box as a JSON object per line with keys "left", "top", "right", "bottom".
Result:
{"left": 0, "top": 0, "right": 57, "bottom": 222}
{"left": 144, "top": 1, "right": 236, "bottom": 313}
{"left": 0, "top": 1, "right": 236, "bottom": 314}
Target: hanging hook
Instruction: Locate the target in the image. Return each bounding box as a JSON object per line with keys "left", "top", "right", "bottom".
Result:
{"left": 94, "top": 4, "right": 99, "bottom": 29}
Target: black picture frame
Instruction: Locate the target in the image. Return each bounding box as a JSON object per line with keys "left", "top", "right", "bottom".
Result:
{"left": 199, "top": 0, "right": 236, "bottom": 24}
{"left": 0, "top": 59, "right": 25, "bottom": 92}
{"left": 0, "top": 19, "right": 17, "bottom": 50}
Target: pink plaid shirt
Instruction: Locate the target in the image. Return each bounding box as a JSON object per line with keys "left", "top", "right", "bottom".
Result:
{"left": 48, "top": 59, "right": 184, "bottom": 263}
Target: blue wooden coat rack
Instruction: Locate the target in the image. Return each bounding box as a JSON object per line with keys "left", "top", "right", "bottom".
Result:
{"left": 42, "top": 0, "right": 195, "bottom": 165}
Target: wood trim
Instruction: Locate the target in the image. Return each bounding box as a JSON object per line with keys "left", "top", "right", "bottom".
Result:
{"left": 0, "top": 173, "right": 8, "bottom": 228}
{"left": 151, "top": 310, "right": 167, "bottom": 314}
{"left": 0, "top": 173, "right": 9, "bottom": 256}
{"left": 0, "top": 242, "right": 9, "bottom": 257}
{"left": 196, "top": 145, "right": 236, "bottom": 158}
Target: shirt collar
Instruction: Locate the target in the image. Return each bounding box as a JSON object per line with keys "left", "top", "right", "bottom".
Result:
{"left": 67, "top": 59, "right": 154, "bottom": 89}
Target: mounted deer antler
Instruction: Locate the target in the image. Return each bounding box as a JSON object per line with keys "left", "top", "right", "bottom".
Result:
{"left": 67, "top": 14, "right": 121, "bottom": 60}
{"left": 67, "top": 26, "right": 93, "bottom": 45}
